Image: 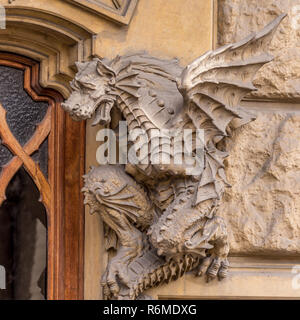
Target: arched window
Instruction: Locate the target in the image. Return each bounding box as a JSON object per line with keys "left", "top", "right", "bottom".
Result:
{"left": 0, "top": 53, "right": 85, "bottom": 300}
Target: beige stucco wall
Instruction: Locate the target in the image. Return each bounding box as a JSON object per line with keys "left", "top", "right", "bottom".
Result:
{"left": 3, "top": 0, "right": 213, "bottom": 64}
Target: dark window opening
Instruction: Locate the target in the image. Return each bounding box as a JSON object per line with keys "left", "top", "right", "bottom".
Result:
{"left": 0, "top": 167, "right": 47, "bottom": 300}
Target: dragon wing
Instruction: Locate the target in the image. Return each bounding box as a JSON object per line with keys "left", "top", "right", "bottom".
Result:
{"left": 177, "top": 14, "right": 286, "bottom": 206}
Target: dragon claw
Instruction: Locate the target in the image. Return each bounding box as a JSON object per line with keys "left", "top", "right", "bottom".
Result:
{"left": 101, "top": 257, "right": 132, "bottom": 300}
{"left": 196, "top": 256, "right": 229, "bottom": 282}
{"left": 218, "top": 260, "right": 229, "bottom": 280}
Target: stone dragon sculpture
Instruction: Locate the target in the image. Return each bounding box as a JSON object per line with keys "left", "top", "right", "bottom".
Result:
{"left": 62, "top": 14, "right": 285, "bottom": 299}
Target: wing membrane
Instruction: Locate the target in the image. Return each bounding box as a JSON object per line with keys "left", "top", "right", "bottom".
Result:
{"left": 178, "top": 14, "right": 286, "bottom": 205}
{"left": 180, "top": 13, "right": 286, "bottom": 139}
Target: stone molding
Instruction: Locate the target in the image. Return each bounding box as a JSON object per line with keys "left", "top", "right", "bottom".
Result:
{"left": 65, "top": 0, "right": 138, "bottom": 25}
{"left": 146, "top": 256, "right": 300, "bottom": 299}
{"left": 0, "top": 6, "right": 96, "bottom": 97}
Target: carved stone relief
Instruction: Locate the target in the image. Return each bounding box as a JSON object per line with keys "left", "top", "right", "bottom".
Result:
{"left": 62, "top": 15, "right": 286, "bottom": 299}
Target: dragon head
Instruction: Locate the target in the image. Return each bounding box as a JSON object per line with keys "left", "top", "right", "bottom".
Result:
{"left": 62, "top": 58, "right": 117, "bottom": 126}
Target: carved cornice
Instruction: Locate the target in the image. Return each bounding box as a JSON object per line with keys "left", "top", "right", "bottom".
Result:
{"left": 0, "top": 7, "right": 96, "bottom": 97}
{"left": 65, "top": 0, "right": 138, "bottom": 25}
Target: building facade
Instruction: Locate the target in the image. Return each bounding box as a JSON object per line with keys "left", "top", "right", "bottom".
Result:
{"left": 0, "top": 0, "right": 299, "bottom": 300}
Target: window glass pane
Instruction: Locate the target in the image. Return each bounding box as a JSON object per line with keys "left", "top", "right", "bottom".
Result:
{"left": 0, "top": 168, "right": 47, "bottom": 300}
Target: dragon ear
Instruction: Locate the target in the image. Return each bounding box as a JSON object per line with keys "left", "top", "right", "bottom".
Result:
{"left": 75, "top": 61, "right": 85, "bottom": 71}
{"left": 96, "top": 59, "right": 116, "bottom": 79}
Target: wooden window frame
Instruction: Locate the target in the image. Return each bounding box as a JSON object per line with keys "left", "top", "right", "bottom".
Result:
{"left": 0, "top": 53, "right": 85, "bottom": 300}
